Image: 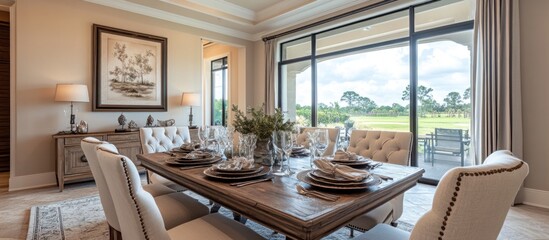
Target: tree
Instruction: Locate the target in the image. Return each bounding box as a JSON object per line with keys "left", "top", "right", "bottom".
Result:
{"left": 340, "top": 91, "right": 361, "bottom": 108}
{"left": 357, "top": 96, "right": 377, "bottom": 113}
{"left": 463, "top": 88, "right": 470, "bottom": 100}
{"left": 133, "top": 50, "right": 155, "bottom": 84}
{"left": 112, "top": 42, "right": 130, "bottom": 82}
{"left": 402, "top": 84, "right": 435, "bottom": 116}
{"left": 443, "top": 92, "right": 463, "bottom": 111}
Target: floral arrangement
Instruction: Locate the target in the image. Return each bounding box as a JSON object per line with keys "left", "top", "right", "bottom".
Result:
{"left": 231, "top": 104, "right": 295, "bottom": 140}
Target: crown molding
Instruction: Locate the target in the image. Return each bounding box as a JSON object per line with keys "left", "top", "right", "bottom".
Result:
{"left": 85, "top": 0, "right": 255, "bottom": 40}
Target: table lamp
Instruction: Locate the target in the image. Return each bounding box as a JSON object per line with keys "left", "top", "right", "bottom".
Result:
{"left": 55, "top": 84, "right": 90, "bottom": 133}
{"left": 181, "top": 92, "right": 200, "bottom": 129}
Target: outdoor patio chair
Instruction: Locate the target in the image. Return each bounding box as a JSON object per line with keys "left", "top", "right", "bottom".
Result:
{"left": 428, "top": 128, "right": 470, "bottom": 166}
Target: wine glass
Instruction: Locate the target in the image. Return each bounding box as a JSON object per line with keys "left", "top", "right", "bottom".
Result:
{"left": 214, "top": 126, "right": 227, "bottom": 159}
{"left": 272, "top": 131, "right": 294, "bottom": 176}
{"left": 198, "top": 125, "right": 211, "bottom": 150}
{"left": 314, "top": 129, "right": 329, "bottom": 158}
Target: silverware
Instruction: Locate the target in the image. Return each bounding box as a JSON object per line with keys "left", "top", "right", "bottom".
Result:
{"left": 296, "top": 185, "right": 340, "bottom": 201}
{"left": 179, "top": 165, "right": 211, "bottom": 170}
{"left": 163, "top": 152, "right": 177, "bottom": 157}
{"left": 372, "top": 173, "right": 393, "bottom": 181}
{"left": 230, "top": 176, "right": 274, "bottom": 187}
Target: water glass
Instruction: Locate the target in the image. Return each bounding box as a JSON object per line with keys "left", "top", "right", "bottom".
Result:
{"left": 314, "top": 129, "right": 329, "bottom": 158}
{"left": 198, "top": 125, "right": 211, "bottom": 150}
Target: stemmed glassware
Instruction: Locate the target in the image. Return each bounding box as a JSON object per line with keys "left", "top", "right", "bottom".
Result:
{"left": 306, "top": 130, "right": 318, "bottom": 168}
{"left": 198, "top": 125, "right": 211, "bottom": 150}
{"left": 272, "top": 131, "right": 295, "bottom": 176}
{"left": 225, "top": 126, "right": 235, "bottom": 159}
{"left": 213, "top": 126, "right": 227, "bottom": 159}
{"left": 314, "top": 129, "right": 329, "bottom": 158}
{"left": 238, "top": 133, "right": 257, "bottom": 161}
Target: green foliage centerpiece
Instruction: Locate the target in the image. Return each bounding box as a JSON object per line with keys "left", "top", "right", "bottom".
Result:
{"left": 231, "top": 104, "right": 295, "bottom": 164}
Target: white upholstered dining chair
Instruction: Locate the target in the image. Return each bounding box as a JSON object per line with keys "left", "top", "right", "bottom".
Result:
{"left": 140, "top": 127, "right": 192, "bottom": 191}
{"left": 346, "top": 130, "right": 413, "bottom": 235}
{"left": 355, "top": 150, "right": 529, "bottom": 240}
{"left": 81, "top": 137, "right": 209, "bottom": 239}
{"left": 95, "top": 143, "right": 265, "bottom": 240}
{"left": 295, "top": 127, "right": 341, "bottom": 156}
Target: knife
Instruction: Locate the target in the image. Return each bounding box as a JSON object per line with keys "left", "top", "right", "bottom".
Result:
{"left": 230, "top": 176, "right": 274, "bottom": 187}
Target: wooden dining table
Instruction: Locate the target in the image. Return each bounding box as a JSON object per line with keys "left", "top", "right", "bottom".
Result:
{"left": 137, "top": 153, "right": 424, "bottom": 240}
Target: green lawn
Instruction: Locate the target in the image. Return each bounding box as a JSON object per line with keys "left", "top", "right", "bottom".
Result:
{"left": 325, "top": 115, "right": 470, "bottom": 135}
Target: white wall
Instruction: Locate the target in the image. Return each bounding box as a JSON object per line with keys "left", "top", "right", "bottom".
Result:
{"left": 11, "top": 0, "right": 254, "bottom": 190}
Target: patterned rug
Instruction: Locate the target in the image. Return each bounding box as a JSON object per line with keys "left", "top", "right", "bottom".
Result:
{"left": 27, "top": 193, "right": 414, "bottom": 240}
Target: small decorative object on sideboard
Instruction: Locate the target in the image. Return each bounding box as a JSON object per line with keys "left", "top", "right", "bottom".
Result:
{"left": 117, "top": 113, "right": 127, "bottom": 130}
{"left": 127, "top": 120, "right": 139, "bottom": 131}
{"left": 145, "top": 115, "right": 154, "bottom": 127}
{"left": 157, "top": 119, "right": 175, "bottom": 127}
{"left": 76, "top": 120, "right": 88, "bottom": 133}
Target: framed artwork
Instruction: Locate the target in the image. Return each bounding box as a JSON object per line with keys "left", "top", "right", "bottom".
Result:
{"left": 92, "top": 24, "right": 167, "bottom": 111}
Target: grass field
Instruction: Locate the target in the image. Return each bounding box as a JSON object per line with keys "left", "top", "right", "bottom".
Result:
{"left": 325, "top": 115, "right": 470, "bottom": 135}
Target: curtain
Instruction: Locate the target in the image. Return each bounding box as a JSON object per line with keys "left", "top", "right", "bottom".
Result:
{"left": 264, "top": 38, "right": 277, "bottom": 114}
{"left": 472, "top": 0, "right": 521, "bottom": 164}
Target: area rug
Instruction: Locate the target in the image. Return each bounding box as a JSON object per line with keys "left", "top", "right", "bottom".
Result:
{"left": 27, "top": 193, "right": 414, "bottom": 240}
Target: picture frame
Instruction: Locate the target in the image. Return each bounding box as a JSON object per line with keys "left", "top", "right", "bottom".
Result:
{"left": 92, "top": 24, "right": 167, "bottom": 111}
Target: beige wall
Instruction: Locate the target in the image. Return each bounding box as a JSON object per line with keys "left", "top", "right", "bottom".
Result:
{"left": 12, "top": 0, "right": 254, "bottom": 187}
{"left": 520, "top": 0, "right": 549, "bottom": 192}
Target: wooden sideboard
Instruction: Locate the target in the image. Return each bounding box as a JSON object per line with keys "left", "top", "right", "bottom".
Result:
{"left": 53, "top": 131, "right": 142, "bottom": 191}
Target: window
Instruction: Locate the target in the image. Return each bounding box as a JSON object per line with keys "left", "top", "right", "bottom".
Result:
{"left": 211, "top": 57, "right": 228, "bottom": 126}
{"left": 278, "top": 0, "right": 474, "bottom": 183}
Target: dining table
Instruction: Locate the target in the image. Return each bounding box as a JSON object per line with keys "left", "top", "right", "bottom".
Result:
{"left": 137, "top": 153, "right": 425, "bottom": 240}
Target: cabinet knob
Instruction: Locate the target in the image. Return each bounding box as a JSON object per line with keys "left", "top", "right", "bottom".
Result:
{"left": 80, "top": 155, "right": 88, "bottom": 162}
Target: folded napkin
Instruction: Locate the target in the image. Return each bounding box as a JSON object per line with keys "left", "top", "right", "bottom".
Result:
{"left": 183, "top": 151, "right": 211, "bottom": 159}
{"left": 212, "top": 157, "right": 255, "bottom": 171}
{"left": 313, "top": 159, "right": 369, "bottom": 181}
{"left": 333, "top": 150, "right": 359, "bottom": 162}
{"left": 180, "top": 143, "right": 200, "bottom": 151}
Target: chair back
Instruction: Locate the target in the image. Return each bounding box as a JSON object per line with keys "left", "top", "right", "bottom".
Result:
{"left": 96, "top": 144, "right": 170, "bottom": 240}
{"left": 347, "top": 130, "right": 412, "bottom": 165}
{"left": 295, "top": 127, "right": 340, "bottom": 156}
{"left": 433, "top": 128, "right": 464, "bottom": 150}
{"left": 140, "top": 126, "right": 191, "bottom": 154}
{"left": 411, "top": 150, "right": 529, "bottom": 240}
{"left": 81, "top": 137, "right": 121, "bottom": 231}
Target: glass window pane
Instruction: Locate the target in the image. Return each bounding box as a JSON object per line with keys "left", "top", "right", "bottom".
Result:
{"left": 415, "top": 0, "right": 475, "bottom": 32}
{"left": 316, "top": 10, "right": 409, "bottom": 55}
{"left": 281, "top": 37, "right": 311, "bottom": 61}
{"left": 281, "top": 61, "right": 312, "bottom": 126}
{"left": 317, "top": 43, "right": 410, "bottom": 132}
{"left": 416, "top": 30, "right": 473, "bottom": 180}
{"left": 212, "top": 69, "right": 224, "bottom": 126}
{"left": 212, "top": 58, "right": 224, "bottom": 70}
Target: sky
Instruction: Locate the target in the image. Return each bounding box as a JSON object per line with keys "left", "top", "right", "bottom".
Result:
{"left": 293, "top": 40, "right": 471, "bottom": 107}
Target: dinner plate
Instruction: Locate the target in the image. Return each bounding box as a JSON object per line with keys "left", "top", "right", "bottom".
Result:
{"left": 307, "top": 171, "right": 379, "bottom": 186}
{"left": 212, "top": 166, "right": 265, "bottom": 176}
{"left": 171, "top": 148, "right": 193, "bottom": 153}
{"left": 297, "top": 170, "right": 381, "bottom": 190}
{"left": 330, "top": 159, "right": 372, "bottom": 168}
{"left": 165, "top": 157, "right": 221, "bottom": 166}
{"left": 213, "top": 164, "right": 261, "bottom": 173}
{"left": 204, "top": 167, "right": 271, "bottom": 180}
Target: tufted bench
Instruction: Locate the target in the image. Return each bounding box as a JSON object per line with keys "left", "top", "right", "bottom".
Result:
{"left": 140, "top": 127, "right": 192, "bottom": 191}
{"left": 346, "top": 130, "right": 412, "bottom": 236}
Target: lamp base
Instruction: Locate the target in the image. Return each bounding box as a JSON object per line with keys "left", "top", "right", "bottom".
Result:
{"left": 188, "top": 125, "right": 198, "bottom": 129}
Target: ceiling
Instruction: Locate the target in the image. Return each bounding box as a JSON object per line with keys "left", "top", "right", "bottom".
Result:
{"left": 84, "top": 0, "right": 381, "bottom": 41}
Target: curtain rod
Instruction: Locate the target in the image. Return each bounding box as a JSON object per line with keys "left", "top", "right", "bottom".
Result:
{"left": 262, "top": 0, "right": 399, "bottom": 42}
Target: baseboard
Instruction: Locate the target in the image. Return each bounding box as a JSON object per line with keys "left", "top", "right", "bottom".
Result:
{"left": 522, "top": 188, "right": 549, "bottom": 209}
{"left": 9, "top": 172, "right": 57, "bottom": 191}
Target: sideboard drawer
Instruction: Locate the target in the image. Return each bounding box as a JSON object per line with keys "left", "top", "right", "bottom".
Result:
{"left": 64, "top": 145, "right": 90, "bottom": 175}
{"left": 64, "top": 135, "right": 104, "bottom": 145}
{"left": 107, "top": 132, "right": 140, "bottom": 142}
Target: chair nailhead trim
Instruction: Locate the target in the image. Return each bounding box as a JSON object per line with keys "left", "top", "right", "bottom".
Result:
{"left": 437, "top": 161, "right": 524, "bottom": 240}
{"left": 121, "top": 158, "right": 150, "bottom": 240}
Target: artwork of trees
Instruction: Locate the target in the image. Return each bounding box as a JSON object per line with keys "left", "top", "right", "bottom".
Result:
{"left": 108, "top": 42, "right": 156, "bottom": 99}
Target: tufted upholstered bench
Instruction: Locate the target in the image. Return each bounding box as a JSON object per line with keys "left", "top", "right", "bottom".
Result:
{"left": 295, "top": 127, "right": 341, "bottom": 156}
{"left": 346, "top": 130, "right": 413, "bottom": 236}
{"left": 140, "top": 127, "right": 192, "bottom": 191}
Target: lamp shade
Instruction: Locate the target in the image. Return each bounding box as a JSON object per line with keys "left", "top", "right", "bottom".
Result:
{"left": 181, "top": 92, "right": 200, "bottom": 106}
{"left": 55, "top": 84, "right": 90, "bottom": 102}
